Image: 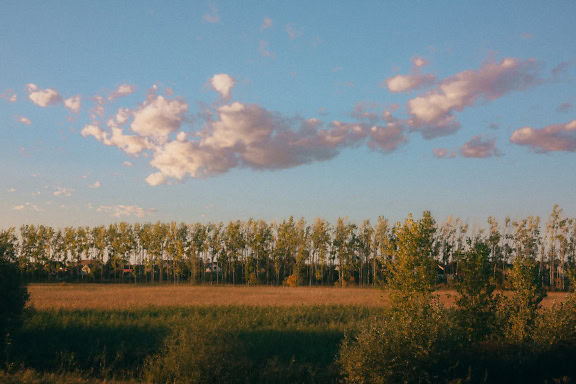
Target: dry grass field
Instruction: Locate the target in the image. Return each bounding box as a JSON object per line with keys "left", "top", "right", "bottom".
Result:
{"left": 27, "top": 283, "right": 569, "bottom": 310}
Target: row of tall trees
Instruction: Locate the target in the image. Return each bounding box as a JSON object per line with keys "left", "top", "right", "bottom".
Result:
{"left": 2, "top": 205, "right": 575, "bottom": 288}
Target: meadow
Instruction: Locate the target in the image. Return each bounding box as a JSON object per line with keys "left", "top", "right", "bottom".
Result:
{"left": 1, "top": 284, "right": 574, "bottom": 383}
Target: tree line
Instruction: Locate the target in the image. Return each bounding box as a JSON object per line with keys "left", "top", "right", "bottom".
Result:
{"left": 1, "top": 205, "right": 575, "bottom": 289}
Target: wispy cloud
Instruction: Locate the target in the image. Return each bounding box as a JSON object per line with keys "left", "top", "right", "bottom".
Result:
{"left": 53, "top": 187, "right": 74, "bottom": 197}
{"left": 285, "top": 23, "right": 303, "bottom": 40}
{"left": 260, "top": 17, "right": 272, "bottom": 31}
{"left": 202, "top": 4, "right": 220, "bottom": 23}
{"left": 1, "top": 89, "right": 17, "bottom": 102}
{"left": 12, "top": 203, "right": 41, "bottom": 212}
{"left": 97, "top": 204, "right": 157, "bottom": 218}
{"left": 16, "top": 115, "right": 31, "bottom": 125}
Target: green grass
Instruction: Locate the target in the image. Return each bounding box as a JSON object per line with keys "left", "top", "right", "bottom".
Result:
{"left": 6, "top": 306, "right": 386, "bottom": 383}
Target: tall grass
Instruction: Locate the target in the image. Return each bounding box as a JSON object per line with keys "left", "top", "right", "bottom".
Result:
{"left": 7, "top": 306, "right": 386, "bottom": 382}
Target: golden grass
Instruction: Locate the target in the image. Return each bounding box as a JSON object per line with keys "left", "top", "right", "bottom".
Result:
{"left": 27, "top": 283, "right": 569, "bottom": 310}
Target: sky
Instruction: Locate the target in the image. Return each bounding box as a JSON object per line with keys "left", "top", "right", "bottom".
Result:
{"left": 1, "top": 0, "right": 575, "bottom": 228}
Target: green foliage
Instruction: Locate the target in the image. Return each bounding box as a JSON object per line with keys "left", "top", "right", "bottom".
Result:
{"left": 386, "top": 212, "right": 438, "bottom": 313}
{"left": 339, "top": 307, "right": 458, "bottom": 384}
{"left": 339, "top": 212, "right": 449, "bottom": 383}
{"left": 0, "top": 229, "right": 29, "bottom": 360}
{"left": 454, "top": 240, "right": 501, "bottom": 342}
{"left": 504, "top": 254, "right": 546, "bottom": 343}
{"left": 145, "top": 323, "right": 251, "bottom": 384}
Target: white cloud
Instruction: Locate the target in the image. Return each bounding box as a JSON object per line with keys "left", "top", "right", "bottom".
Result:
{"left": 64, "top": 95, "right": 81, "bottom": 113}
{"left": 108, "top": 84, "right": 136, "bottom": 101}
{"left": 210, "top": 74, "right": 236, "bottom": 101}
{"left": 407, "top": 58, "right": 541, "bottom": 138}
{"left": 97, "top": 204, "right": 157, "bottom": 218}
{"left": 131, "top": 95, "right": 188, "bottom": 137}
{"left": 123, "top": 161, "right": 133, "bottom": 167}
{"left": 386, "top": 73, "right": 436, "bottom": 93}
{"left": 89, "top": 181, "right": 101, "bottom": 189}
{"left": 12, "top": 203, "right": 41, "bottom": 211}
{"left": 27, "top": 84, "right": 62, "bottom": 107}
{"left": 53, "top": 187, "right": 74, "bottom": 197}
{"left": 7, "top": 188, "right": 16, "bottom": 192}
{"left": 82, "top": 121, "right": 153, "bottom": 155}
{"left": 510, "top": 119, "right": 576, "bottom": 152}
{"left": 16, "top": 115, "right": 31, "bottom": 125}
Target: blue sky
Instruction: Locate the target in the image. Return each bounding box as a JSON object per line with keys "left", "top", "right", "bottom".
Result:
{"left": 1, "top": 0, "right": 575, "bottom": 228}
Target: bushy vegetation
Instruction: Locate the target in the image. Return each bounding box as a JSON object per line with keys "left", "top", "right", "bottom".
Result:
{"left": 0, "top": 229, "right": 29, "bottom": 364}
{"left": 4, "top": 205, "right": 576, "bottom": 291}
{"left": 3, "top": 208, "right": 576, "bottom": 382}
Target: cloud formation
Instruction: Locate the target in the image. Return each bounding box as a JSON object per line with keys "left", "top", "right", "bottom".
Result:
{"left": 64, "top": 95, "right": 81, "bottom": 113}
{"left": 53, "top": 187, "right": 74, "bottom": 197}
{"left": 407, "top": 58, "right": 541, "bottom": 139}
{"left": 510, "top": 119, "right": 576, "bottom": 152}
{"left": 27, "top": 84, "right": 62, "bottom": 107}
{"left": 286, "top": 23, "right": 303, "bottom": 39}
{"left": 1, "top": 90, "right": 17, "bottom": 102}
{"left": 108, "top": 84, "right": 136, "bottom": 101}
{"left": 433, "top": 147, "right": 456, "bottom": 159}
{"left": 385, "top": 56, "right": 435, "bottom": 93}
{"left": 16, "top": 115, "right": 31, "bottom": 125}
{"left": 210, "top": 74, "right": 236, "bottom": 101}
{"left": 12, "top": 203, "right": 41, "bottom": 212}
{"left": 89, "top": 181, "right": 101, "bottom": 189}
{"left": 97, "top": 204, "right": 157, "bottom": 218}
{"left": 202, "top": 4, "right": 219, "bottom": 23}
{"left": 459, "top": 135, "right": 501, "bottom": 158}
{"left": 131, "top": 95, "right": 189, "bottom": 137}
{"left": 260, "top": 17, "right": 272, "bottom": 31}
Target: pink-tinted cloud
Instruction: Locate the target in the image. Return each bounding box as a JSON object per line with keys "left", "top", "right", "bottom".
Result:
{"left": 459, "top": 135, "right": 501, "bottom": 158}
{"left": 407, "top": 58, "right": 541, "bottom": 139}
{"left": 351, "top": 102, "right": 380, "bottom": 122}
{"left": 412, "top": 57, "right": 427, "bottom": 67}
{"left": 259, "top": 40, "right": 272, "bottom": 57}
{"left": 433, "top": 147, "right": 456, "bottom": 159}
{"left": 27, "top": 84, "right": 62, "bottom": 107}
{"left": 385, "top": 73, "right": 436, "bottom": 93}
{"left": 202, "top": 4, "right": 220, "bottom": 23}
{"left": 285, "top": 23, "right": 303, "bottom": 40}
{"left": 16, "top": 115, "right": 31, "bottom": 125}
{"left": 556, "top": 102, "right": 573, "bottom": 113}
{"left": 210, "top": 74, "right": 236, "bottom": 101}
{"left": 384, "top": 57, "right": 435, "bottom": 93}
{"left": 260, "top": 17, "right": 272, "bottom": 31}
{"left": 552, "top": 61, "right": 574, "bottom": 78}
{"left": 108, "top": 84, "right": 136, "bottom": 101}
{"left": 510, "top": 120, "right": 576, "bottom": 152}
{"left": 1, "top": 90, "right": 17, "bottom": 102}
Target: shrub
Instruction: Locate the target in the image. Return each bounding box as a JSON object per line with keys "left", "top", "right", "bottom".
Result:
{"left": 339, "top": 306, "right": 459, "bottom": 384}
{"left": 0, "top": 229, "right": 29, "bottom": 360}
{"left": 145, "top": 322, "right": 252, "bottom": 383}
